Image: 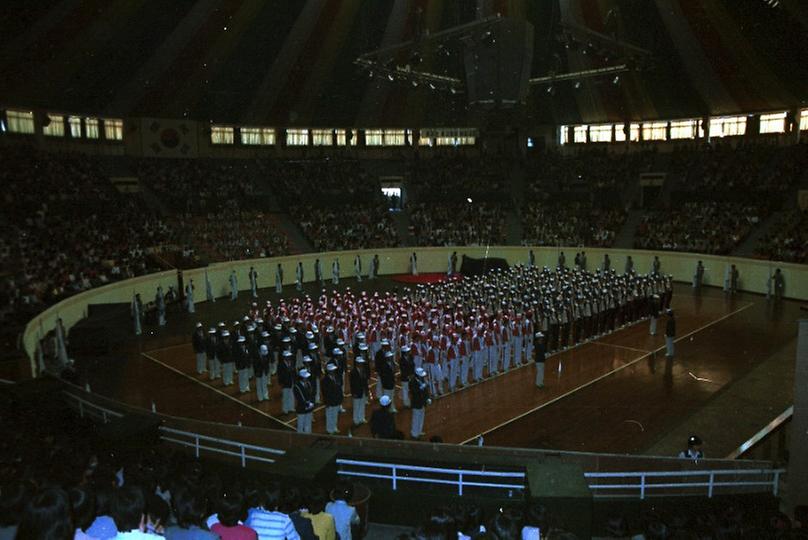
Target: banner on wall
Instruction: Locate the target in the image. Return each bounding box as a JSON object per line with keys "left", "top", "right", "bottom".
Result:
{"left": 140, "top": 118, "right": 199, "bottom": 158}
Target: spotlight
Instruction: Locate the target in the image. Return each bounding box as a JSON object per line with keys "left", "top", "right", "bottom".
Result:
{"left": 388, "top": 73, "right": 395, "bottom": 81}
{"left": 612, "top": 75, "right": 620, "bottom": 85}
{"left": 467, "top": 197, "right": 473, "bottom": 203}
{"left": 428, "top": 82, "right": 436, "bottom": 90}
{"left": 411, "top": 80, "right": 419, "bottom": 87}
{"left": 573, "top": 81, "right": 582, "bottom": 90}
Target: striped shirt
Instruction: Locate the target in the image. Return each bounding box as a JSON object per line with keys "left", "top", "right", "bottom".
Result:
{"left": 245, "top": 508, "right": 300, "bottom": 540}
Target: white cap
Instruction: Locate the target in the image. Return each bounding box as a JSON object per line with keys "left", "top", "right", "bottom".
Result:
{"left": 302, "top": 355, "right": 312, "bottom": 363}
{"left": 415, "top": 367, "right": 427, "bottom": 377}
{"left": 379, "top": 395, "right": 392, "bottom": 407}
{"left": 259, "top": 345, "right": 268, "bottom": 355}
{"left": 332, "top": 347, "right": 344, "bottom": 356}
{"left": 221, "top": 330, "right": 230, "bottom": 337}
{"left": 358, "top": 343, "right": 369, "bottom": 351}
{"left": 298, "top": 369, "right": 311, "bottom": 378}
{"left": 196, "top": 322, "right": 203, "bottom": 328}
{"left": 326, "top": 363, "right": 337, "bottom": 372}
{"left": 384, "top": 350, "right": 393, "bottom": 358}
{"left": 237, "top": 336, "right": 246, "bottom": 343}
{"left": 355, "top": 356, "right": 366, "bottom": 363}
{"left": 305, "top": 331, "right": 314, "bottom": 339}
{"left": 308, "top": 342, "right": 318, "bottom": 350}
{"left": 401, "top": 345, "right": 411, "bottom": 352}
{"left": 336, "top": 338, "right": 345, "bottom": 346}
{"left": 261, "top": 331, "right": 270, "bottom": 338}
{"left": 282, "top": 350, "right": 293, "bottom": 357}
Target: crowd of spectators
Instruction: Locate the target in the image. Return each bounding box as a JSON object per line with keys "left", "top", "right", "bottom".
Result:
{"left": 755, "top": 209, "right": 808, "bottom": 263}
{"left": 406, "top": 156, "right": 507, "bottom": 202}
{"left": 292, "top": 202, "right": 399, "bottom": 252}
{"left": 0, "top": 148, "right": 174, "bottom": 348}
{"left": 3, "top": 394, "right": 807, "bottom": 540}
{"left": 634, "top": 202, "right": 763, "bottom": 255}
{"left": 170, "top": 205, "right": 290, "bottom": 263}
{"left": 409, "top": 202, "right": 507, "bottom": 247}
{"left": 521, "top": 202, "right": 626, "bottom": 248}
{"left": 139, "top": 159, "right": 258, "bottom": 214}
{"left": 257, "top": 159, "right": 377, "bottom": 205}
{"left": 525, "top": 148, "right": 656, "bottom": 203}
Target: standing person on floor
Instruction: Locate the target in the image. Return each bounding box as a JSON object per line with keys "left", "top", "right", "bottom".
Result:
{"left": 205, "top": 271, "right": 215, "bottom": 303}
{"left": 279, "top": 350, "right": 296, "bottom": 414}
{"left": 294, "top": 369, "right": 315, "bottom": 434}
{"left": 350, "top": 356, "right": 369, "bottom": 426}
{"left": 236, "top": 336, "right": 251, "bottom": 394}
{"left": 534, "top": 332, "right": 546, "bottom": 388}
{"left": 255, "top": 344, "right": 270, "bottom": 402}
{"left": 155, "top": 285, "right": 167, "bottom": 327}
{"left": 410, "top": 251, "right": 418, "bottom": 276}
{"left": 410, "top": 367, "right": 431, "bottom": 439}
{"left": 322, "top": 363, "right": 343, "bottom": 435}
{"left": 332, "top": 259, "right": 340, "bottom": 285}
{"left": 296, "top": 262, "right": 304, "bottom": 292}
{"left": 379, "top": 350, "right": 397, "bottom": 413}
{"left": 399, "top": 344, "right": 414, "bottom": 408}
{"left": 275, "top": 263, "right": 283, "bottom": 293}
{"left": 185, "top": 279, "right": 196, "bottom": 313}
{"left": 314, "top": 258, "right": 323, "bottom": 287}
{"left": 354, "top": 254, "right": 362, "bottom": 282}
{"left": 249, "top": 266, "right": 259, "bottom": 298}
{"left": 192, "top": 323, "right": 207, "bottom": 375}
{"left": 693, "top": 260, "right": 704, "bottom": 290}
{"left": 665, "top": 309, "right": 676, "bottom": 359}
{"left": 229, "top": 270, "right": 238, "bottom": 301}
{"left": 370, "top": 395, "right": 398, "bottom": 439}
{"left": 218, "top": 330, "right": 234, "bottom": 385}
{"left": 649, "top": 294, "right": 660, "bottom": 336}
{"left": 206, "top": 327, "right": 220, "bottom": 380}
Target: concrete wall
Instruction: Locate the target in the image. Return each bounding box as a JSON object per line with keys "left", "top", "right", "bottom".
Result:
{"left": 22, "top": 246, "right": 807, "bottom": 376}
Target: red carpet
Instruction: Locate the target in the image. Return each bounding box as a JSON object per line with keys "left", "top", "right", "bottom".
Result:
{"left": 390, "top": 273, "right": 463, "bottom": 284}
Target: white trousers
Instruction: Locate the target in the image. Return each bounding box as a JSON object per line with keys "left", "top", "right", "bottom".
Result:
{"left": 411, "top": 407, "right": 425, "bottom": 438}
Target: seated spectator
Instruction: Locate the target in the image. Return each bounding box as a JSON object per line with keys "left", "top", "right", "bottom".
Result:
{"left": 112, "top": 485, "right": 149, "bottom": 539}
{"left": 325, "top": 480, "right": 360, "bottom": 540}
{"left": 15, "top": 487, "right": 74, "bottom": 540}
{"left": 301, "top": 487, "right": 335, "bottom": 540}
{"left": 211, "top": 491, "right": 257, "bottom": 540}
{"left": 165, "top": 486, "right": 218, "bottom": 539}
{"left": 69, "top": 486, "right": 98, "bottom": 540}
{"left": 244, "top": 482, "right": 300, "bottom": 540}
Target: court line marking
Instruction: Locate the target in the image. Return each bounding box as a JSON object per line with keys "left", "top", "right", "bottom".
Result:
{"left": 460, "top": 301, "right": 755, "bottom": 445}
{"left": 590, "top": 341, "right": 652, "bottom": 354}
{"left": 145, "top": 342, "right": 192, "bottom": 354}
{"left": 141, "top": 352, "right": 296, "bottom": 428}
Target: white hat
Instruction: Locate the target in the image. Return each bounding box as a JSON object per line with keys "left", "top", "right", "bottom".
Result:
{"left": 358, "top": 343, "right": 369, "bottom": 351}
{"left": 282, "top": 350, "right": 293, "bottom": 357}
{"left": 308, "top": 342, "right": 318, "bottom": 350}
{"left": 381, "top": 338, "right": 390, "bottom": 345}
{"left": 237, "top": 336, "right": 246, "bottom": 343}
{"left": 326, "top": 363, "right": 337, "bottom": 372}
{"left": 415, "top": 367, "right": 427, "bottom": 377}
{"left": 336, "top": 338, "right": 345, "bottom": 346}
{"left": 261, "top": 331, "right": 270, "bottom": 338}
{"left": 384, "top": 350, "right": 393, "bottom": 358}
{"left": 355, "top": 356, "right": 366, "bottom": 363}
{"left": 221, "top": 330, "right": 230, "bottom": 337}
{"left": 196, "top": 322, "right": 202, "bottom": 328}
{"left": 379, "top": 395, "right": 392, "bottom": 407}
{"left": 305, "top": 331, "right": 314, "bottom": 339}
{"left": 332, "top": 348, "right": 344, "bottom": 356}
{"left": 208, "top": 328, "right": 216, "bottom": 334}
{"left": 302, "top": 355, "right": 312, "bottom": 363}
{"left": 259, "top": 345, "right": 268, "bottom": 355}
{"left": 298, "top": 369, "right": 311, "bottom": 378}
{"left": 400, "top": 345, "right": 411, "bottom": 352}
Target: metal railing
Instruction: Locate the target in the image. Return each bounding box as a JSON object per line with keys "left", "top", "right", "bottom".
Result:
{"left": 63, "top": 390, "right": 124, "bottom": 424}
{"left": 336, "top": 458, "right": 526, "bottom": 496}
{"left": 159, "top": 426, "right": 286, "bottom": 468}
{"left": 585, "top": 468, "right": 785, "bottom": 500}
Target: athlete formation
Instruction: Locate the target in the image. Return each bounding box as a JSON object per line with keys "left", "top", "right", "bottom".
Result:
{"left": 191, "top": 264, "right": 673, "bottom": 438}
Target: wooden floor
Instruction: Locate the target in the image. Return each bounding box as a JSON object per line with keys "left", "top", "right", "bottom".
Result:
{"left": 76, "top": 279, "right": 802, "bottom": 456}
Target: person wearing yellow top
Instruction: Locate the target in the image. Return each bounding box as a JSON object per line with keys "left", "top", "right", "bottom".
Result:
{"left": 302, "top": 488, "right": 336, "bottom": 540}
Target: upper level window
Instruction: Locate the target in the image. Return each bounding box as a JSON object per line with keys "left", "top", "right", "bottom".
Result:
{"left": 211, "top": 125, "right": 234, "bottom": 144}
{"left": 240, "top": 127, "right": 275, "bottom": 145}
{"left": 759, "top": 111, "right": 786, "bottom": 134}
{"left": 709, "top": 115, "right": 746, "bottom": 138}
{"left": 286, "top": 128, "right": 309, "bottom": 146}
{"left": 43, "top": 114, "right": 65, "bottom": 137}
{"left": 104, "top": 118, "right": 124, "bottom": 141}
{"left": 6, "top": 109, "right": 35, "bottom": 134}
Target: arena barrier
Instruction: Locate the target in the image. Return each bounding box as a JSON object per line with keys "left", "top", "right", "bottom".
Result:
{"left": 23, "top": 245, "right": 808, "bottom": 377}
